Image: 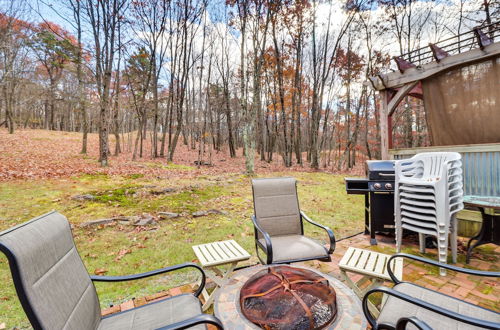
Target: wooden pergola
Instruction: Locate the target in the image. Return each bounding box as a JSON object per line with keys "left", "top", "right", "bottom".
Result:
{"left": 367, "top": 23, "right": 500, "bottom": 159}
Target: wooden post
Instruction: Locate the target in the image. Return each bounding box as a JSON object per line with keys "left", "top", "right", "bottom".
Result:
{"left": 388, "top": 115, "right": 393, "bottom": 149}
{"left": 383, "top": 82, "right": 419, "bottom": 157}
{"left": 380, "top": 90, "right": 389, "bottom": 160}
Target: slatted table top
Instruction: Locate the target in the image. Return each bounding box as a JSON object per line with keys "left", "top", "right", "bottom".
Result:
{"left": 339, "top": 247, "right": 403, "bottom": 282}
{"left": 192, "top": 240, "right": 251, "bottom": 267}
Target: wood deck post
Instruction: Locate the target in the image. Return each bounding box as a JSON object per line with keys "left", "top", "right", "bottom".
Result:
{"left": 380, "top": 82, "right": 420, "bottom": 159}
{"left": 380, "top": 90, "right": 389, "bottom": 160}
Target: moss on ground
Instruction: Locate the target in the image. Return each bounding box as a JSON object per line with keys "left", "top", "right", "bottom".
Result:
{"left": 144, "top": 162, "right": 195, "bottom": 171}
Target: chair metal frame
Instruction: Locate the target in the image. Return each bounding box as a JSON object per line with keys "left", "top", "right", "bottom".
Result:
{"left": 0, "top": 212, "right": 224, "bottom": 330}
{"left": 362, "top": 253, "right": 500, "bottom": 330}
{"left": 251, "top": 178, "right": 335, "bottom": 264}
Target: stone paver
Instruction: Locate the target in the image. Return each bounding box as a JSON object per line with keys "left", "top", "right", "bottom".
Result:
{"left": 101, "top": 305, "right": 120, "bottom": 316}
{"left": 168, "top": 287, "right": 182, "bottom": 296}
{"left": 119, "top": 300, "right": 134, "bottom": 311}
{"left": 145, "top": 291, "right": 169, "bottom": 302}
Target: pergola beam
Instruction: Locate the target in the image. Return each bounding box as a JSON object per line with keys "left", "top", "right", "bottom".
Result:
{"left": 368, "top": 42, "right": 500, "bottom": 91}
{"left": 388, "top": 81, "right": 419, "bottom": 117}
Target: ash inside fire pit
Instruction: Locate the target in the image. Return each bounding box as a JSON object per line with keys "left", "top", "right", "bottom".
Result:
{"left": 239, "top": 266, "right": 337, "bottom": 330}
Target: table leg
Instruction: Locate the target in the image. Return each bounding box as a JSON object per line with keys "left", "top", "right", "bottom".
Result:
{"left": 202, "top": 262, "right": 238, "bottom": 311}
{"left": 466, "top": 231, "right": 482, "bottom": 259}
{"left": 340, "top": 269, "right": 382, "bottom": 318}
{"left": 466, "top": 208, "right": 497, "bottom": 264}
{"left": 200, "top": 287, "right": 210, "bottom": 305}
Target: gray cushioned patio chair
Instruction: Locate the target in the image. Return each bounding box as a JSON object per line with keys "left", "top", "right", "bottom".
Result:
{"left": 251, "top": 177, "right": 335, "bottom": 264}
{"left": 363, "top": 253, "right": 500, "bottom": 330}
{"left": 0, "top": 211, "right": 223, "bottom": 330}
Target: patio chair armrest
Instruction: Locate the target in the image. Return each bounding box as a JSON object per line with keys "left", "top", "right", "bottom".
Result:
{"left": 396, "top": 317, "right": 432, "bottom": 330}
{"left": 90, "top": 262, "right": 206, "bottom": 297}
{"left": 155, "top": 313, "right": 224, "bottom": 329}
{"left": 363, "top": 286, "right": 500, "bottom": 330}
{"left": 300, "top": 211, "right": 336, "bottom": 254}
{"left": 251, "top": 215, "right": 273, "bottom": 264}
{"left": 386, "top": 253, "right": 500, "bottom": 284}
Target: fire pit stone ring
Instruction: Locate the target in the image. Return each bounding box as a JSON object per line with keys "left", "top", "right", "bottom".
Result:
{"left": 214, "top": 264, "right": 367, "bottom": 329}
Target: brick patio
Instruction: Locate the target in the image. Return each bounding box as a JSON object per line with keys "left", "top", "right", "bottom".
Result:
{"left": 101, "top": 233, "right": 499, "bottom": 324}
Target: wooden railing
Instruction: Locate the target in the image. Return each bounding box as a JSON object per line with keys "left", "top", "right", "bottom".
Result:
{"left": 398, "top": 21, "right": 500, "bottom": 67}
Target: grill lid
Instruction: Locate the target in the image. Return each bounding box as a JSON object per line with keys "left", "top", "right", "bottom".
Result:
{"left": 366, "top": 160, "right": 395, "bottom": 181}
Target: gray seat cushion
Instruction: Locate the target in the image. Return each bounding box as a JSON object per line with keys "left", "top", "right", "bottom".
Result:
{"left": 378, "top": 282, "right": 500, "bottom": 330}
{"left": 259, "top": 235, "right": 328, "bottom": 263}
{"left": 98, "top": 294, "right": 206, "bottom": 330}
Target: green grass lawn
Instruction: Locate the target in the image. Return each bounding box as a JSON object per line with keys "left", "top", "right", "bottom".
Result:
{"left": 0, "top": 171, "right": 364, "bottom": 328}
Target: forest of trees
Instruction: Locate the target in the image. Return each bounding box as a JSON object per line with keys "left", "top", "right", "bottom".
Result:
{"left": 0, "top": 0, "right": 496, "bottom": 172}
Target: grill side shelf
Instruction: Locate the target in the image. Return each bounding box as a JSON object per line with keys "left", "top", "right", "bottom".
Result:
{"left": 345, "top": 178, "right": 369, "bottom": 194}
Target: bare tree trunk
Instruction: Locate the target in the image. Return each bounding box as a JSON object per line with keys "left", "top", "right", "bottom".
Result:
{"left": 112, "top": 87, "right": 121, "bottom": 156}
{"left": 271, "top": 13, "right": 291, "bottom": 167}
{"left": 238, "top": 2, "right": 253, "bottom": 174}
{"left": 224, "top": 88, "right": 236, "bottom": 157}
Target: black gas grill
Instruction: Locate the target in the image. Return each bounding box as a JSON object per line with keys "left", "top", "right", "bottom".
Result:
{"left": 345, "top": 160, "right": 395, "bottom": 245}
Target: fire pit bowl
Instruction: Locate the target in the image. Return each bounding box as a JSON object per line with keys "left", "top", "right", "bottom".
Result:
{"left": 214, "top": 265, "right": 367, "bottom": 330}
{"left": 240, "top": 266, "right": 337, "bottom": 329}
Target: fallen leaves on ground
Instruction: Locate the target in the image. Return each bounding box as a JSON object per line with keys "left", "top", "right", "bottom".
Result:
{"left": 94, "top": 268, "right": 108, "bottom": 275}
{"left": 485, "top": 280, "right": 497, "bottom": 287}
{"left": 114, "top": 249, "right": 132, "bottom": 261}
{"left": 0, "top": 129, "right": 364, "bottom": 181}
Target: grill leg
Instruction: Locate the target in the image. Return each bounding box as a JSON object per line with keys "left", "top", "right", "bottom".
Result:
{"left": 370, "top": 194, "right": 377, "bottom": 246}
{"left": 369, "top": 192, "right": 378, "bottom": 245}
{"left": 364, "top": 194, "right": 370, "bottom": 235}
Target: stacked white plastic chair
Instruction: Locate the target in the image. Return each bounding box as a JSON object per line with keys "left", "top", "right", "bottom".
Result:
{"left": 395, "top": 152, "right": 464, "bottom": 275}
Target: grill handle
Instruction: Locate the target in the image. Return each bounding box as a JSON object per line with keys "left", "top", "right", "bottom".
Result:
{"left": 378, "top": 173, "right": 395, "bottom": 177}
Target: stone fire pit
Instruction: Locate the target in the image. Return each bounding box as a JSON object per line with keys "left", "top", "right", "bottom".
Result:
{"left": 214, "top": 265, "right": 367, "bottom": 329}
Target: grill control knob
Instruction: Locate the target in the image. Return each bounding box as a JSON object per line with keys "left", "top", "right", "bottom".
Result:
{"left": 374, "top": 183, "right": 381, "bottom": 190}
{"left": 385, "top": 183, "right": 393, "bottom": 190}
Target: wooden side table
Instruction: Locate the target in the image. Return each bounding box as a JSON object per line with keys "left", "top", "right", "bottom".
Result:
{"left": 339, "top": 247, "right": 403, "bottom": 317}
{"left": 192, "top": 239, "right": 251, "bottom": 311}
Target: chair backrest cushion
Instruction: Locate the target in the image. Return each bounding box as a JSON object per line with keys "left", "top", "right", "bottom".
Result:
{"left": 0, "top": 211, "right": 101, "bottom": 330}
{"left": 252, "top": 177, "right": 302, "bottom": 236}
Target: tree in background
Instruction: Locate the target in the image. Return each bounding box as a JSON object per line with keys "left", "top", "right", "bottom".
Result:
{"left": 0, "top": 0, "right": 493, "bottom": 170}
{"left": 68, "top": 0, "right": 89, "bottom": 154}
{"left": 125, "top": 47, "right": 153, "bottom": 160}
{"left": 30, "top": 22, "right": 77, "bottom": 131}
{"left": 0, "top": 3, "right": 32, "bottom": 134}
{"left": 83, "top": 0, "right": 128, "bottom": 167}
{"left": 130, "top": 0, "right": 170, "bottom": 158}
